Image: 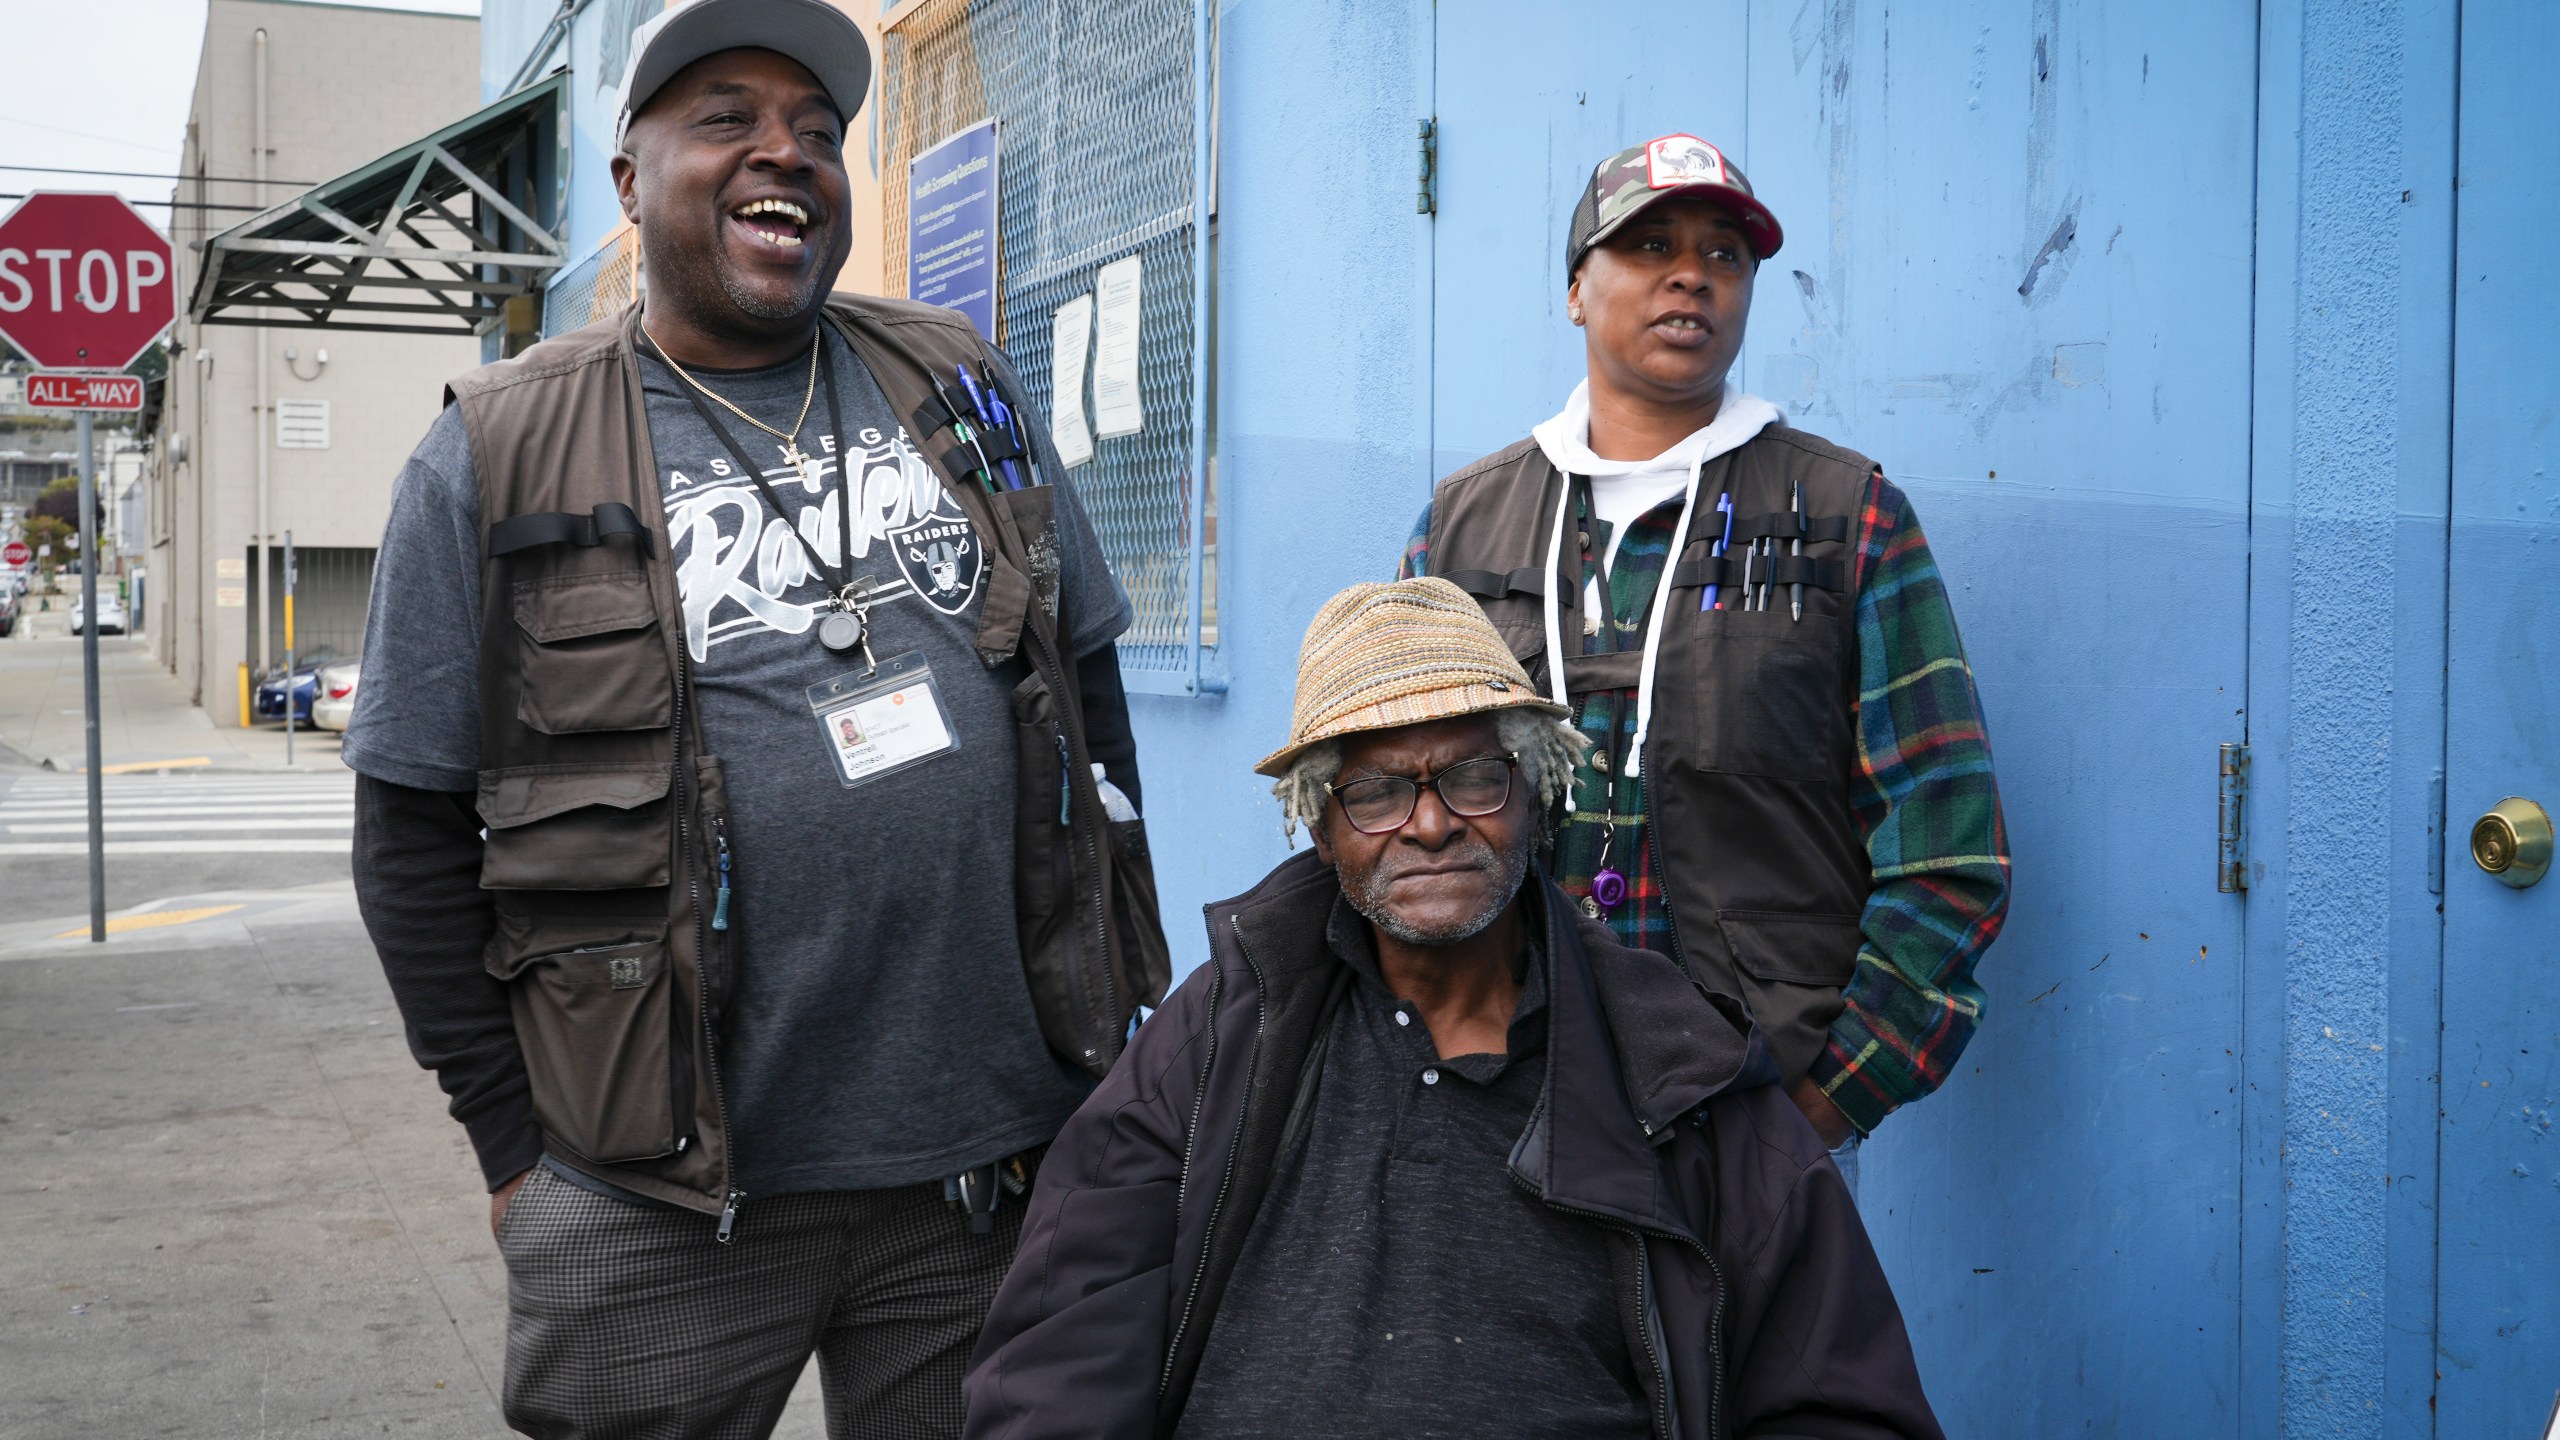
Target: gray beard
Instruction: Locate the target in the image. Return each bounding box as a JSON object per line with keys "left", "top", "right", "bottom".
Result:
{"left": 1344, "top": 837, "right": 1531, "bottom": 947}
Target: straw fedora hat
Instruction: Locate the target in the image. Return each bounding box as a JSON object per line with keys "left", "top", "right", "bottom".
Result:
{"left": 1254, "top": 577, "right": 1571, "bottom": 777}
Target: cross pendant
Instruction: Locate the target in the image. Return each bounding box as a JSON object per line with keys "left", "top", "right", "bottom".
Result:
{"left": 780, "top": 441, "right": 818, "bottom": 485}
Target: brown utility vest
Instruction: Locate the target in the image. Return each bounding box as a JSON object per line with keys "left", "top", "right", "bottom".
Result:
{"left": 448, "top": 294, "right": 1168, "bottom": 1219}
{"left": 1427, "top": 424, "right": 1876, "bottom": 1086}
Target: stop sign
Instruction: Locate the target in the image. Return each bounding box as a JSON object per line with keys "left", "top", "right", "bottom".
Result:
{"left": 2, "top": 541, "right": 29, "bottom": 567}
{"left": 0, "top": 192, "right": 175, "bottom": 371}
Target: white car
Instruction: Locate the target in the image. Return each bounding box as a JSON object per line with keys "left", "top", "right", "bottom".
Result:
{"left": 312, "top": 660, "right": 361, "bottom": 732}
{"left": 68, "top": 593, "right": 127, "bottom": 635}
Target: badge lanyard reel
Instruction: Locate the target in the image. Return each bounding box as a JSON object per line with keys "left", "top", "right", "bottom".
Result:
{"left": 646, "top": 332, "right": 961, "bottom": 790}
{"left": 1541, "top": 461, "right": 1712, "bottom": 917}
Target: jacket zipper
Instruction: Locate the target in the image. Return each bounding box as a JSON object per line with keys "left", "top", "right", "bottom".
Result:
{"left": 1161, "top": 916, "right": 1264, "bottom": 1396}
{"left": 1525, "top": 909, "right": 1725, "bottom": 1437}
{"left": 710, "top": 816, "right": 733, "bottom": 933}
{"left": 1025, "top": 616, "right": 1118, "bottom": 1069}
{"left": 1643, "top": 799, "right": 1689, "bottom": 974}
{"left": 1506, "top": 1169, "right": 1679, "bottom": 1439}
{"left": 674, "top": 641, "right": 741, "bottom": 1241}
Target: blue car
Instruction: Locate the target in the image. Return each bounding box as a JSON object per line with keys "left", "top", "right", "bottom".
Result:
{"left": 253, "top": 650, "right": 342, "bottom": 724}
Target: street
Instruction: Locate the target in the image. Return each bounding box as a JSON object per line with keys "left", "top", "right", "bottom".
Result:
{"left": 0, "top": 633, "right": 826, "bottom": 1438}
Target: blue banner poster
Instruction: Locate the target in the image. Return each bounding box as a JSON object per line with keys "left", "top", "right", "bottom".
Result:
{"left": 908, "top": 119, "right": 1001, "bottom": 340}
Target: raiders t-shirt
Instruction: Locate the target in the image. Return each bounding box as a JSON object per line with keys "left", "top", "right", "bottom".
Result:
{"left": 347, "top": 327, "right": 1131, "bottom": 1195}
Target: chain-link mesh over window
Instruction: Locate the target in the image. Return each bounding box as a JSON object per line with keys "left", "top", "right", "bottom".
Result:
{"left": 541, "top": 228, "right": 641, "bottom": 341}
{"left": 881, "top": 0, "right": 1215, "bottom": 688}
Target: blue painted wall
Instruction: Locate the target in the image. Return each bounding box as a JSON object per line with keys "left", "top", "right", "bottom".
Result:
{"left": 469, "top": 0, "right": 2554, "bottom": 1430}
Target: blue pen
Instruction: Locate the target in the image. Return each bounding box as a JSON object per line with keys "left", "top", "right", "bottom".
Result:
{"left": 955, "top": 365, "right": 1024, "bottom": 489}
{"left": 1702, "top": 492, "right": 1735, "bottom": 610}
{"left": 986, "top": 388, "right": 1039, "bottom": 488}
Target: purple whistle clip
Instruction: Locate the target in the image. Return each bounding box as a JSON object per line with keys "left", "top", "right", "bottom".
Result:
{"left": 1702, "top": 492, "right": 1735, "bottom": 610}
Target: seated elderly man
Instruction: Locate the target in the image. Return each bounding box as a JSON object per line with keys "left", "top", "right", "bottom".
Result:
{"left": 963, "top": 577, "right": 1942, "bottom": 1440}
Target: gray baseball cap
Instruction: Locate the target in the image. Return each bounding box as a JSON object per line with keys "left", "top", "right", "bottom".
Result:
{"left": 611, "top": 0, "right": 873, "bottom": 149}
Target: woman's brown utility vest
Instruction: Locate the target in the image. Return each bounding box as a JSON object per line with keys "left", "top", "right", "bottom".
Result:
{"left": 449, "top": 295, "right": 1167, "bottom": 1218}
{"left": 1427, "top": 424, "right": 1877, "bottom": 1086}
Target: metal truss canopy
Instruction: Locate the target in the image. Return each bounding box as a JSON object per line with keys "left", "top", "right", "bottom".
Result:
{"left": 190, "top": 75, "right": 568, "bottom": 337}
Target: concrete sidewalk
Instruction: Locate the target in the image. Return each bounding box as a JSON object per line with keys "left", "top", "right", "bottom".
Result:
{"left": 0, "top": 885, "right": 509, "bottom": 1437}
{"left": 2, "top": 607, "right": 349, "bottom": 774}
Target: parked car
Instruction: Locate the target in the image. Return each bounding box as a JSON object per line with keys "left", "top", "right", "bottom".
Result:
{"left": 252, "top": 648, "right": 343, "bottom": 724}
{"left": 0, "top": 587, "right": 17, "bottom": 638}
{"left": 311, "top": 660, "right": 361, "bottom": 732}
{"left": 67, "top": 593, "right": 126, "bottom": 635}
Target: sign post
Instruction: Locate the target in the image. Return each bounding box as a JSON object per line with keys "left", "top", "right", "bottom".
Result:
{"left": 0, "top": 191, "right": 177, "bottom": 944}
{"left": 76, "top": 413, "right": 104, "bottom": 941}
{"left": 282, "top": 530, "right": 296, "bottom": 766}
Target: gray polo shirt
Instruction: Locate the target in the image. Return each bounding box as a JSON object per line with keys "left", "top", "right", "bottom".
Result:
{"left": 1174, "top": 898, "right": 1650, "bottom": 1439}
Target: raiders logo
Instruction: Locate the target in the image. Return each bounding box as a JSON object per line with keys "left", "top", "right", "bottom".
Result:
{"left": 889, "top": 513, "right": 985, "bottom": 615}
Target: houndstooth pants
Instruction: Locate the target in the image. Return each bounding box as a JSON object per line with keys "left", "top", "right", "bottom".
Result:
{"left": 495, "top": 1161, "right": 1026, "bottom": 1440}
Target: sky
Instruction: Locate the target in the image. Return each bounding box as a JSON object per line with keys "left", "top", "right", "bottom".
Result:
{"left": 0, "top": 0, "right": 481, "bottom": 227}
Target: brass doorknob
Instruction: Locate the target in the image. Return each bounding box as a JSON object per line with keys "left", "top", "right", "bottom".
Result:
{"left": 2471, "top": 797, "right": 2552, "bottom": 889}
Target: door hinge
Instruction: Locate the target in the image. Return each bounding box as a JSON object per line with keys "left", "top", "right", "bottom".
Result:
{"left": 1416, "top": 118, "right": 1438, "bottom": 215}
{"left": 2426, "top": 767, "right": 2446, "bottom": 896}
{"left": 2218, "top": 743, "right": 2249, "bottom": 893}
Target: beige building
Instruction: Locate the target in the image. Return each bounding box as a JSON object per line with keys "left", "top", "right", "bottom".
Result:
{"left": 151, "top": 0, "right": 480, "bottom": 716}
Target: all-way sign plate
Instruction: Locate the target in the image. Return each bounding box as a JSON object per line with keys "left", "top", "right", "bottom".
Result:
{"left": 26, "top": 372, "right": 143, "bottom": 411}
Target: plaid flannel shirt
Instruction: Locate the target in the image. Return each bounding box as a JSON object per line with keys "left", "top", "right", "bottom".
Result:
{"left": 1401, "top": 468, "right": 2009, "bottom": 1133}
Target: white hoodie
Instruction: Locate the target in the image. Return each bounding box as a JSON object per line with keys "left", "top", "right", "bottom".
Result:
{"left": 1529, "top": 378, "right": 1783, "bottom": 602}
{"left": 1525, "top": 378, "right": 1784, "bottom": 780}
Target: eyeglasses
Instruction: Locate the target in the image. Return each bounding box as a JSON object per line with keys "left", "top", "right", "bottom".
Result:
{"left": 1325, "top": 753, "right": 1520, "bottom": 836}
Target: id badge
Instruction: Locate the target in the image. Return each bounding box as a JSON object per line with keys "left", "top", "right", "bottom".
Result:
{"left": 806, "top": 651, "right": 961, "bottom": 789}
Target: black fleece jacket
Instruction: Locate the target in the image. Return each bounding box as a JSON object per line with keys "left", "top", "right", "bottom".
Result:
{"left": 963, "top": 851, "right": 1944, "bottom": 1440}
{"left": 353, "top": 642, "right": 1141, "bottom": 1192}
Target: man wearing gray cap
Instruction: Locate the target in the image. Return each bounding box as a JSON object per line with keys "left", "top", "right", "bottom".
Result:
{"left": 345, "top": 0, "right": 1166, "bottom": 1434}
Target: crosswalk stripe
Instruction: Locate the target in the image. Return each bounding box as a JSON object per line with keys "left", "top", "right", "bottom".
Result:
{"left": 0, "top": 799, "right": 358, "bottom": 814}
{"left": 0, "top": 841, "right": 353, "bottom": 855}
{"left": 6, "top": 782, "right": 354, "bottom": 793}
{"left": 0, "top": 774, "right": 363, "bottom": 854}
{"left": 5, "top": 819, "right": 356, "bottom": 834}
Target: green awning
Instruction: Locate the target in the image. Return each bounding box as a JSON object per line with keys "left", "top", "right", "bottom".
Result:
{"left": 189, "top": 73, "right": 568, "bottom": 336}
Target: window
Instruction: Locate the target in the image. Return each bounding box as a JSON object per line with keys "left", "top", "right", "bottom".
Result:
{"left": 881, "top": 0, "right": 1220, "bottom": 694}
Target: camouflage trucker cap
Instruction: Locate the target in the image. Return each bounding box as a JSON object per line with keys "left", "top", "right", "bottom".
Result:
{"left": 1566, "top": 133, "right": 1784, "bottom": 277}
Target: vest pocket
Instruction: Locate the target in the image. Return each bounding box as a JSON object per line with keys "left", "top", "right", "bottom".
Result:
{"left": 1717, "top": 909, "right": 1864, "bottom": 985}
{"left": 512, "top": 571, "right": 673, "bottom": 734}
{"left": 476, "top": 763, "right": 674, "bottom": 891}
{"left": 1713, "top": 909, "right": 1865, "bottom": 1084}
{"left": 486, "top": 919, "right": 677, "bottom": 1164}
{"left": 1677, "top": 617, "right": 1841, "bottom": 782}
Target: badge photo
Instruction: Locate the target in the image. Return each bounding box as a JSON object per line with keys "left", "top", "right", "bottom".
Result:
{"left": 805, "top": 652, "right": 962, "bottom": 789}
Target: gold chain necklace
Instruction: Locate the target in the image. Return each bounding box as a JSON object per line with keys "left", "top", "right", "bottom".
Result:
{"left": 643, "top": 324, "right": 824, "bottom": 480}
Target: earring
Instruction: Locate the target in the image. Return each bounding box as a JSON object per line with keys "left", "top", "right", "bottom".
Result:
{"left": 1568, "top": 306, "right": 1585, "bottom": 325}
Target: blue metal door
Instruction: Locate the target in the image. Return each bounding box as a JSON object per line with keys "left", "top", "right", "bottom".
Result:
{"left": 1428, "top": 3, "right": 2260, "bottom": 1431}
{"left": 2437, "top": 4, "right": 2560, "bottom": 1431}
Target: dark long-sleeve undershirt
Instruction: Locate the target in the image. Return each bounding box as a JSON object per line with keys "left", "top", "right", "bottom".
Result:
{"left": 352, "top": 775, "right": 535, "bottom": 1192}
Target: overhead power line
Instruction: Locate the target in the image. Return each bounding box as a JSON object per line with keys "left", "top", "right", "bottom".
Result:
{"left": 0, "top": 192, "right": 273, "bottom": 213}
{"left": 0, "top": 163, "right": 315, "bottom": 186}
